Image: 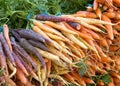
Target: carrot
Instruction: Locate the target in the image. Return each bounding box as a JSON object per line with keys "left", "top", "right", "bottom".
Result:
{"left": 44, "top": 21, "right": 77, "bottom": 34}
{"left": 0, "top": 33, "right": 15, "bottom": 66}
{"left": 46, "top": 60, "right": 51, "bottom": 76}
{"left": 79, "top": 21, "right": 104, "bottom": 33}
{"left": 63, "top": 73, "right": 75, "bottom": 83}
{"left": 32, "top": 26, "right": 52, "bottom": 42}
{"left": 71, "top": 71, "right": 86, "bottom": 86}
{"left": 48, "top": 46, "right": 73, "bottom": 64}
{"left": 63, "top": 22, "right": 93, "bottom": 40}
{"left": 63, "top": 33, "right": 88, "bottom": 49}
{"left": 95, "top": 43, "right": 107, "bottom": 57}
{"left": 113, "top": 0, "right": 120, "bottom": 7}
{"left": 93, "top": 0, "right": 98, "bottom": 10}
{"left": 12, "top": 51, "right": 29, "bottom": 76}
{"left": 101, "top": 15, "right": 114, "bottom": 40}
{"left": 67, "top": 22, "right": 81, "bottom": 30}
{"left": 82, "top": 77, "right": 94, "bottom": 84}
{"left": 17, "top": 29, "right": 46, "bottom": 42}
{"left": 35, "top": 14, "right": 74, "bottom": 22}
{"left": 16, "top": 68, "right": 28, "bottom": 85}
{"left": 97, "top": 80, "right": 104, "bottom": 85}
{"left": 108, "top": 78, "right": 115, "bottom": 86}
{"left": 82, "top": 27, "right": 100, "bottom": 39}
{"left": 74, "top": 11, "right": 97, "bottom": 18}
{"left": 95, "top": 8, "right": 102, "bottom": 19}
{"left": 110, "top": 72, "right": 120, "bottom": 79}
{"left": 10, "top": 37, "right": 37, "bottom": 70}
{"left": 3, "top": 24, "right": 12, "bottom": 52}
{"left": 28, "top": 40, "right": 49, "bottom": 51}
{"left": 0, "top": 42, "right": 7, "bottom": 69}
{"left": 19, "top": 38, "right": 46, "bottom": 69}
{"left": 103, "top": 12, "right": 116, "bottom": 18}
{"left": 15, "top": 51, "right": 38, "bottom": 80}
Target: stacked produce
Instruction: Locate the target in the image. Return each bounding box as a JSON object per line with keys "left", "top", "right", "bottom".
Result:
{"left": 0, "top": 0, "right": 120, "bottom": 86}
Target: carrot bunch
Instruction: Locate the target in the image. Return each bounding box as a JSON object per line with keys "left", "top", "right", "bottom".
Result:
{"left": 0, "top": 0, "right": 120, "bottom": 86}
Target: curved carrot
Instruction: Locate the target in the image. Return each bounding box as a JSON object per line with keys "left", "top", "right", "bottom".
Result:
{"left": 3, "top": 24, "right": 12, "bottom": 52}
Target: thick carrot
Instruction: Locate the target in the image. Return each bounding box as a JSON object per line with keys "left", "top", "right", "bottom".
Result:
{"left": 44, "top": 21, "right": 77, "bottom": 34}
{"left": 101, "top": 15, "right": 114, "bottom": 40}
{"left": 17, "top": 29, "right": 46, "bottom": 42}
{"left": 28, "top": 40, "right": 48, "bottom": 51}
{"left": 0, "top": 42, "right": 7, "bottom": 69}
{"left": 0, "top": 33, "right": 15, "bottom": 66}
{"left": 10, "top": 37, "right": 37, "bottom": 70}
{"left": 19, "top": 38, "right": 46, "bottom": 69}
{"left": 3, "top": 24, "right": 12, "bottom": 52}
{"left": 12, "top": 51, "right": 29, "bottom": 76}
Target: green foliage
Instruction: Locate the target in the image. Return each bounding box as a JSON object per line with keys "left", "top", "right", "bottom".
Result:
{"left": 92, "top": 73, "right": 112, "bottom": 85}
{"left": 0, "top": 0, "right": 93, "bottom": 29}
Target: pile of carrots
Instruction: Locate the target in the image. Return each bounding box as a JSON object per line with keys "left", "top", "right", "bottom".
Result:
{"left": 0, "top": 0, "right": 120, "bottom": 86}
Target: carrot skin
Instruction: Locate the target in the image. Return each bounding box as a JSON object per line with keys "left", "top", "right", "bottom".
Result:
{"left": 19, "top": 38, "right": 46, "bottom": 69}
{"left": 17, "top": 29, "right": 46, "bottom": 42}
{"left": 67, "top": 22, "right": 81, "bottom": 30}
{"left": 28, "top": 40, "right": 49, "bottom": 51}
{"left": 0, "top": 33, "right": 15, "bottom": 66}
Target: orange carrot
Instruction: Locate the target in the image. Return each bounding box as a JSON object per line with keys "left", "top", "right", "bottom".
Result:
{"left": 101, "top": 15, "right": 114, "bottom": 40}
{"left": 3, "top": 24, "right": 12, "bottom": 52}
{"left": 82, "top": 77, "right": 94, "bottom": 84}
{"left": 107, "top": 78, "right": 115, "bottom": 86}
{"left": 63, "top": 22, "right": 93, "bottom": 40}
{"left": 71, "top": 71, "right": 86, "bottom": 86}
{"left": 103, "top": 12, "right": 116, "bottom": 18}
{"left": 110, "top": 72, "right": 120, "bottom": 79}
{"left": 97, "top": 80, "right": 104, "bottom": 85}
{"left": 95, "top": 8, "right": 102, "bottom": 19}
{"left": 63, "top": 73, "right": 75, "bottom": 83}
{"left": 46, "top": 60, "right": 51, "bottom": 76}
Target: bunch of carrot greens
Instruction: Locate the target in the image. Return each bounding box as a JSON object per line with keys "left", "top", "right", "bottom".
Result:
{"left": 0, "top": 0, "right": 120, "bottom": 86}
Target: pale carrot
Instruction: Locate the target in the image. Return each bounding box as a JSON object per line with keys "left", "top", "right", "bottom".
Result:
{"left": 44, "top": 21, "right": 77, "bottom": 34}
{"left": 46, "top": 59, "right": 51, "bottom": 76}
{"left": 3, "top": 24, "right": 12, "bottom": 52}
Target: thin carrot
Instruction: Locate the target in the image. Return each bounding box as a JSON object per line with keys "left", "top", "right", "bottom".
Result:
{"left": 82, "top": 77, "right": 95, "bottom": 84}
{"left": 3, "top": 24, "right": 12, "bottom": 52}
{"left": 63, "top": 73, "right": 75, "bottom": 83}
{"left": 95, "top": 8, "right": 102, "bottom": 19}
{"left": 46, "top": 59, "right": 51, "bottom": 76}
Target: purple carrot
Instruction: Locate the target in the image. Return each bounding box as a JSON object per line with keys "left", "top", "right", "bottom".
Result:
{"left": 0, "top": 42, "right": 7, "bottom": 69}
{"left": 67, "top": 22, "right": 81, "bottom": 30}
{"left": 12, "top": 51, "right": 29, "bottom": 76}
{"left": 17, "top": 29, "right": 46, "bottom": 42}
{"left": 11, "top": 30, "right": 21, "bottom": 41}
{"left": 19, "top": 38, "right": 46, "bottom": 69}
{"left": 10, "top": 36, "right": 37, "bottom": 70}
{"left": 35, "top": 14, "right": 75, "bottom": 22}
{"left": 28, "top": 40, "right": 49, "bottom": 51}
{"left": 0, "top": 33, "right": 15, "bottom": 66}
